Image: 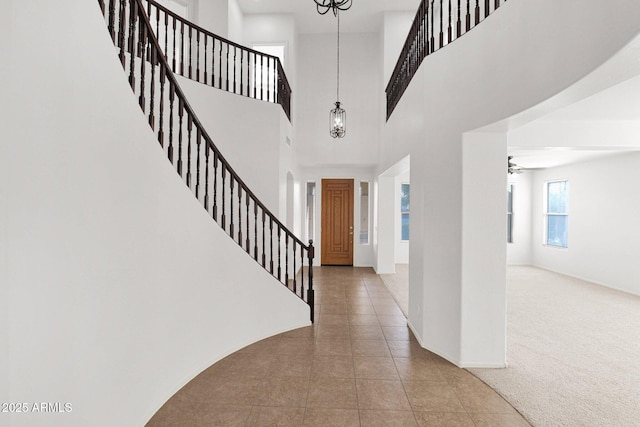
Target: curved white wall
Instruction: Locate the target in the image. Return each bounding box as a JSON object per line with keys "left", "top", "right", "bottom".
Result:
{"left": 1, "top": 1, "right": 309, "bottom": 426}
{"left": 383, "top": 0, "right": 640, "bottom": 366}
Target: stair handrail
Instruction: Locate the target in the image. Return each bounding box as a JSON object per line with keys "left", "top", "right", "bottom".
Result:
{"left": 98, "top": 0, "right": 314, "bottom": 321}
{"left": 386, "top": 0, "right": 507, "bottom": 120}
{"left": 138, "top": 0, "right": 292, "bottom": 120}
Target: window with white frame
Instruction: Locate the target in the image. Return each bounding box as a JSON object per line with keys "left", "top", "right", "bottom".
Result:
{"left": 545, "top": 180, "right": 569, "bottom": 248}
{"left": 507, "top": 184, "right": 514, "bottom": 243}
{"left": 360, "top": 181, "right": 370, "bottom": 244}
{"left": 401, "top": 183, "right": 410, "bottom": 241}
{"left": 306, "top": 182, "right": 316, "bottom": 242}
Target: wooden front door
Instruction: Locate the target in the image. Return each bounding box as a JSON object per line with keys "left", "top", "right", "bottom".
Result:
{"left": 321, "top": 179, "right": 354, "bottom": 265}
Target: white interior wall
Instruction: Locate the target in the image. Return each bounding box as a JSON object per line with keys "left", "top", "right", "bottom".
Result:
{"left": 375, "top": 176, "right": 396, "bottom": 274}
{"left": 2, "top": 2, "right": 310, "bottom": 426}
{"left": 227, "top": 0, "right": 244, "bottom": 42}
{"left": 196, "top": 0, "right": 227, "bottom": 37}
{"left": 461, "top": 132, "right": 507, "bottom": 367}
{"left": 384, "top": 0, "right": 640, "bottom": 366}
{"left": 531, "top": 152, "right": 640, "bottom": 296}
{"left": 297, "top": 32, "right": 381, "bottom": 168}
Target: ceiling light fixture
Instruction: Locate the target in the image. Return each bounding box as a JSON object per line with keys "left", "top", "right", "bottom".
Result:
{"left": 314, "top": 0, "right": 353, "bottom": 16}
{"left": 508, "top": 156, "right": 523, "bottom": 174}
{"left": 315, "top": 1, "right": 350, "bottom": 138}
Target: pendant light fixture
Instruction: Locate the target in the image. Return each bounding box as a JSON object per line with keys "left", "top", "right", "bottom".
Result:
{"left": 314, "top": 0, "right": 353, "bottom": 17}
{"left": 329, "top": 9, "right": 346, "bottom": 138}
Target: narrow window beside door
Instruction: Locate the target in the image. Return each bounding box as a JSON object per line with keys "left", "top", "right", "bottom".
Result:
{"left": 360, "top": 181, "right": 370, "bottom": 244}
{"left": 401, "top": 183, "right": 410, "bottom": 241}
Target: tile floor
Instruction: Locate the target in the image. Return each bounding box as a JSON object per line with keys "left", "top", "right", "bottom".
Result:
{"left": 147, "top": 267, "right": 530, "bottom": 426}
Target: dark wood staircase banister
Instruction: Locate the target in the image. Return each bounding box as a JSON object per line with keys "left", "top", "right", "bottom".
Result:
{"left": 98, "top": 0, "right": 314, "bottom": 322}
{"left": 386, "top": 0, "right": 507, "bottom": 120}
{"left": 141, "top": 0, "right": 292, "bottom": 120}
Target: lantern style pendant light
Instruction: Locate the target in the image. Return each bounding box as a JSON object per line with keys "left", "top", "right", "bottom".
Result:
{"left": 328, "top": 9, "right": 346, "bottom": 138}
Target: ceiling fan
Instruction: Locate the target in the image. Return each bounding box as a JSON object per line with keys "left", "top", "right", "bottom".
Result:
{"left": 507, "top": 156, "right": 523, "bottom": 174}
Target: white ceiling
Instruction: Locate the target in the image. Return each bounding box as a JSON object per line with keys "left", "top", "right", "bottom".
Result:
{"left": 508, "top": 74, "right": 640, "bottom": 170}
{"left": 236, "top": 0, "right": 420, "bottom": 33}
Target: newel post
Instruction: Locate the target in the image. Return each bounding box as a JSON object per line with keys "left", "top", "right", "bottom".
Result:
{"left": 307, "top": 240, "right": 315, "bottom": 323}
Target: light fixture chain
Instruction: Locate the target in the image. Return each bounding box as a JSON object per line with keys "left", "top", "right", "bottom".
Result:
{"left": 337, "top": 11, "right": 340, "bottom": 102}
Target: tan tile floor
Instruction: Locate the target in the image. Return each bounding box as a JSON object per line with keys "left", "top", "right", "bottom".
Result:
{"left": 147, "top": 267, "right": 530, "bottom": 426}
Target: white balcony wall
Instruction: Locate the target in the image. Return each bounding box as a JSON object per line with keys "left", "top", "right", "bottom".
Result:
{"left": 297, "top": 32, "right": 381, "bottom": 168}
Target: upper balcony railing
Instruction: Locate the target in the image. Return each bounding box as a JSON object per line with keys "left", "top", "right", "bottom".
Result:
{"left": 97, "top": 0, "right": 313, "bottom": 320}
{"left": 386, "top": 0, "right": 507, "bottom": 120}
{"left": 138, "top": 0, "right": 292, "bottom": 120}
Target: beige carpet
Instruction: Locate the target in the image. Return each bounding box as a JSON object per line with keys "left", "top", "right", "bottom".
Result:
{"left": 380, "top": 265, "right": 640, "bottom": 426}
{"left": 470, "top": 266, "right": 640, "bottom": 427}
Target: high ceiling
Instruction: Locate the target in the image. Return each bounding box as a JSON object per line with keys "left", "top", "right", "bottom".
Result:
{"left": 236, "top": 0, "right": 421, "bottom": 33}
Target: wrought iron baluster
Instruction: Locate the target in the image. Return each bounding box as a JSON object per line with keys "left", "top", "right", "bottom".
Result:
{"left": 177, "top": 98, "right": 184, "bottom": 176}
{"left": 196, "top": 31, "right": 200, "bottom": 81}
{"left": 448, "top": 0, "right": 452, "bottom": 43}
{"left": 262, "top": 210, "right": 266, "bottom": 267}
{"left": 240, "top": 49, "right": 244, "bottom": 95}
{"left": 457, "top": 0, "right": 462, "bottom": 37}
{"left": 277, "top": 226, "right": 281, "bottom": 281}
{"left": 237, "top": 184, "right": 243, "bottom": 245}
{"left": 466, "top": 0, "right": 471, "bottom": 32}
{"left": 254, "top": 203, "right": 259, "bottom": 260}
{"left": 128, "top": 0, "right": 137, "bottom": 91}
{"left": 204, "top": 36, "right": 208, "bottom": 85}
{"left": 138, "top": 21, "right": 147, "bottom": 111}
{"left": 233, "top": 46, "right": 237, "bottom": 94}
{"left": 293, "top": 242, "right": 297, "bottom": 294}
{"left": 213, "top": 152, "right": 218, "bottom": 221}
{"left": 221, "top": 166, "right": 226, "bottom": 229}
{"left": 158, "top": 63, "right": 165, "bottom": 147}
{"left": 195, "top": 127, "right": 201, "bottom": 197}
{"left": 269, "top": 217, "right": 274, "bottom": 274}
{"left": 108, "top": 0, "right": 116, "bottom": 40}
{"left": 285, "top": 235, "right": 289, "bottom": 287}
{"left": 180, "top": 21, "right": 185, "bottom": 75}
{"left": 168, "top": 80, "right": 175, "bottom": 162}
{"left": 226, "top": 44, "right": 230, "bottom": 91}
{"left": 430, "top": 0, "right": 435, "bottom": 53}
{"left": 218, "top": 39, "right": 223, "bottom": 89}
{"left": 172, "top": 16, "right": 177, "bottom": 72}
{"left": 205, "top": 144, "right": 210, "bottom": 210}
{"left": 439, "top": 0, "right": 444, "bottom": 48}
{"left": 118, "top": 0, "right": 126, "bottom": 66}
{"left": 186, "top": 114, "right": 193, "bottom": 188}
{"left": 246, "top": 192, "right": 251, "bottom": 253}
{"left": 230, "top": 178, "right": 235, "bottom": 238}
{"left": 188, "top": 27, "right": 193, "bottom": 78}
{"left": 149, "top": 41, "right": 157, "bottom": 130}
